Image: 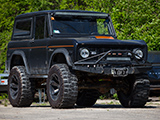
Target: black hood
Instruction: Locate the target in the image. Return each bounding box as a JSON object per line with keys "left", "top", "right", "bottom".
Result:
{"left": 74, "top": 36, "right": 146, "bottom": 46}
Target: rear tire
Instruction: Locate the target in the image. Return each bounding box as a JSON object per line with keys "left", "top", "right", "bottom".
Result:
{"left": 8, "top": 66, "right": 35, "bottom": 107}
{"left": 47, "top": 64, "right": 78, "bottom": 108}
{"left": 76, "top": 89, "right": 99, "bottom": 107}
{"left": 118, "top": 78, "right": 150, "bottom": 108}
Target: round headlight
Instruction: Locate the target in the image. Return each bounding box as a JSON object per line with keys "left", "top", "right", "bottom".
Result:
{"left": 80, "top": 48, "right": 90, "bottom": 58}
{"left": 133, "top": 49, "right": 143, "bottom": 59}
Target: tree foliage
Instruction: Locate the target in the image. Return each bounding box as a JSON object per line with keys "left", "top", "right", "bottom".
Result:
{"left": 0, "top": 0, "right": 160, "bottom": 72}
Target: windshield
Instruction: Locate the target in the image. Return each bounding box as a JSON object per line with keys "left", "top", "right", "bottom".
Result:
{"left": 51, "top": 17, "right": 109, "bottom": 35}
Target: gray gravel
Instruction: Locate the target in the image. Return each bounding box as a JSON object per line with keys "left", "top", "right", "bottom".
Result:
{"left": 0, "top": 99, "right": 160, "bottom": 120}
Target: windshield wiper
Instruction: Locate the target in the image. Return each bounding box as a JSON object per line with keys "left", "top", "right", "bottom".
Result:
{"left": 90, "top": 32, "right": 99, "bottom": 35}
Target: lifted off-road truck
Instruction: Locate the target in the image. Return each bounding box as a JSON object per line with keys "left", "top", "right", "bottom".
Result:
{"left": 7, "top": 10, "right": 151, "bottom": 108}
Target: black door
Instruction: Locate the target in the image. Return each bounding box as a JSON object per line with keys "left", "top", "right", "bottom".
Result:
{"left": 29, "top": 15, "right": 49, "bottom": 75}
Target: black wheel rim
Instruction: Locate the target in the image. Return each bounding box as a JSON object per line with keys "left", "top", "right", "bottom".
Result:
{"left": 10, "top": 75, "right": 19, "bottom": 99}
{"left": 49, "top": 73, "right": 60, "bottom": 101}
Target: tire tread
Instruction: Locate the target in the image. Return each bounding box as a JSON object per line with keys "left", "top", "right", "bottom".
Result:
{"left": 8, "top": 66, "right": 35, "bottom": 107}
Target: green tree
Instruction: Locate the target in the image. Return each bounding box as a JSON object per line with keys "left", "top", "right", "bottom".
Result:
{"left": 58, "top": 0, "right": 160, "bottom": 50}
{"left": 0, "top": 0, "right": 160, "bottom": 72}
{"left": 0, "top": 0, "right": 57, "bottom": 72}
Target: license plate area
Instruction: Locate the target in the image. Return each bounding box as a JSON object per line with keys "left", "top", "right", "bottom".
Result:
{"left": 111, "top": 68, "right": 128, "bottom": 77}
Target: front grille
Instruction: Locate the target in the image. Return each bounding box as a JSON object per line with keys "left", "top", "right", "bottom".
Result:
{"left": 76, "top": 45, "right": 145, "bottom": 65}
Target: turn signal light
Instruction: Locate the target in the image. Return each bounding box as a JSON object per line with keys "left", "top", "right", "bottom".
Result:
{"left": 112, "top": 53, "right": 116, "bottom": 56}
{"left": 108, "top": 52, "right": 123, "bottom": 56}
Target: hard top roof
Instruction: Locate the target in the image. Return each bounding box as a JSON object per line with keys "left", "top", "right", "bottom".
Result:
{"left": 16, "top": 10, "right": 109, "bottom": 19}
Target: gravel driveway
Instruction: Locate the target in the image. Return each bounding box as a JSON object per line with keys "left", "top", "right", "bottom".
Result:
{"left": 0, "top": 98, "right": 160, "bottom": 120}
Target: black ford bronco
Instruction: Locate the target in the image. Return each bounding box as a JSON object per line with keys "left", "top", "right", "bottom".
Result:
{"left": 7, "top": 10, "right": 151, "bottom": 108}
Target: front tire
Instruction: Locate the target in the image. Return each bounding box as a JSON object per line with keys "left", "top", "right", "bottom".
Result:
{"left": 118, "top": 78, "right": 150, "bottom": 108}
{"left": 76, "top": 89, "right": 99, "bottom": 107}
{"left": 47, "top": 64, "right": 78, "bottom": 108}
{"left": 8, "top": 66, "right": 35, "bottom": 107}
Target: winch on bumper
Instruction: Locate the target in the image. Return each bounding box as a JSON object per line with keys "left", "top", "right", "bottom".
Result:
{"left": 72, "top": 50, "right": 152, "bottom": 77}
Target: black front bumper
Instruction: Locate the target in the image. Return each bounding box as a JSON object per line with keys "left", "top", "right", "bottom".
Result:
{"left": 72, "top": 65, "right": 152, "bottom": 76}
{"left": 73, "top": 49, "right": 152, "bottom": 76}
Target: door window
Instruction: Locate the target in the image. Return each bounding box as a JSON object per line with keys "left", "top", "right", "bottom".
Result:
{"left": 35, "top": 15, "right": 49, "bottom": 39}
{"left": 35, "top": 16, "right": 45, "bottom": 39}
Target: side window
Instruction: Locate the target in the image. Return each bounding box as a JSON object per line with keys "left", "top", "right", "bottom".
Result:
{"left": 35, "top": 16, "right": 45, "bottom": 39}
{"left": 14, "top": 18, "right": 32, "bottom": 37}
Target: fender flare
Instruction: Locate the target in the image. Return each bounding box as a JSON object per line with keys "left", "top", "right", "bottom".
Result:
{"left": 8, "top": 50, "right": 30, "bottom": 74}
{"left": 49, "top": 48, "right": 73, "bottom": 68}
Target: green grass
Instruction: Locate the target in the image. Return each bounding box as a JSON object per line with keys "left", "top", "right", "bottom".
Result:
{"left": 31, "top": 102, "right": 50, "bottom": 106}
{"left": 99, "top": 95, "right": 107, "bottom": 100}
{"left": 107, "top": 101, "right": 120, "bottom": 105}
{"left": 0, "top": 93, "right": 9, "bottom": 107}
{"left": 113, "top": 93, "right": 119, "bottom": 100}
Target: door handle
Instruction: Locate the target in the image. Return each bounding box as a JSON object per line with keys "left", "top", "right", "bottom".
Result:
{"left": 30, "top": 38, "right": 34, "bottom": 43}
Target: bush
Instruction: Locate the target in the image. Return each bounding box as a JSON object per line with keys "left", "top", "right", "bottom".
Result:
{"left": 0, "top": 0, "right": 160, "bottom": 72}
{"left": 0, "top": 93, "right": 9, "bottom": 106}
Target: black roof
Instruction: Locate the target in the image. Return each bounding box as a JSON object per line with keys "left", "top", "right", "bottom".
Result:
{"left": 16, "top": 10, "right": 109, "bottom": 19}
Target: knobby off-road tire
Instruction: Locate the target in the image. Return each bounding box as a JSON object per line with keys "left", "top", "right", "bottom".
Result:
{"left": 8, "top": 66, "right": 35, "bottom": 107}
{"left": 76, "top": 89, "right": 100, "bottom": 107}
{"left": 117, "top": 78, "right": 150, "bottom": 108}
{"left": 47, "top": 64, "right": 78, "bottom": 108}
